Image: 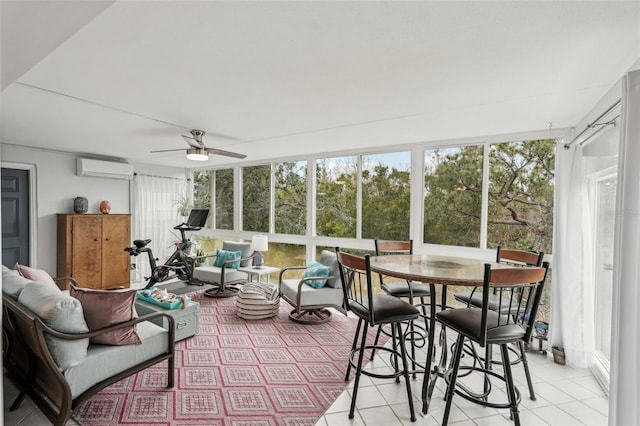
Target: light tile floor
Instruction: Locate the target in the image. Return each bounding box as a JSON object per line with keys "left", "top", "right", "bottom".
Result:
{"left": 315, "top": 324, "right": 609, "bottom": 426}
{"left": 3, "top": 321, "right": 608, "bottom": 426}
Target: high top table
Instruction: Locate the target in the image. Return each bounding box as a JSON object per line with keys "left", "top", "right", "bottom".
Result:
{"left": 369, "top": 254, "right": 513, "bottom": 415}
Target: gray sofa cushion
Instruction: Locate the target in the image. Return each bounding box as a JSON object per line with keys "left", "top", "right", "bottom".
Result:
{"left": 64, "top": 321, "right": 168, "bottom": 398}
{"left": 319, "top": 250, "right": 341, "bottom": 288}
{"left": 222, "top": 241, "right": 253, "bottom": 267}
{"left": 18, "top": 281, "right": 89, "bottom": 371}
{"left": 2, "top": 266, "right": 33, "bottom": 299}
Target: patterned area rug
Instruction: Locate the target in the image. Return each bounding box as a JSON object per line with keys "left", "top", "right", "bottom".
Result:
{"left": 74, "top": 290, "right": 378, "bottom": 426}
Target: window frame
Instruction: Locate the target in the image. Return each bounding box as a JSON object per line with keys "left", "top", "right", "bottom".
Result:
{"left": 192, "top": 129, "right": 560, "bottom": 263}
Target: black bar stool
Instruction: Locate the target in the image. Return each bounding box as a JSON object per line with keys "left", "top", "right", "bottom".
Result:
{"left": 438, "top": 262, "right": 549, "bottom": 425}
{"left": 336, "top": 249, "right": 421, "bottom": 422}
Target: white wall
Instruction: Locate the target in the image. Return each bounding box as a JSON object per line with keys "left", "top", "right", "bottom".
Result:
{"left": 0, "top": 144, "right": 183, "bottom": 276}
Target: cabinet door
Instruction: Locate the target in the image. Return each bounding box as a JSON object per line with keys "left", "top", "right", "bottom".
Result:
{"left": 71, "top": 216, "right": 102, "bottom": 288}
{"left": 101, "top": 215, "right": 131, "bottom": 288}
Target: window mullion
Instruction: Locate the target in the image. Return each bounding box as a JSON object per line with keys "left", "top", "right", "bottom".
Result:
{"left": 269, "top": 163, "right": 275, "bottom": 234}
{"left": 211, "top": 170, "right": 216, "bottom": 229}
{"left": 412, "top": 145, "right": 424, "bottom": 245}
{"left": 480, "top": 143, "right": 490, "bottom": 249}
{"left": 235, "top": 166, "right": 242, "bottom": 231}
{"left": 308, "top": 158, "right": 317, "bottom": 263}
{"left": 356, "top": 155, "right": 362, "bottom": 240}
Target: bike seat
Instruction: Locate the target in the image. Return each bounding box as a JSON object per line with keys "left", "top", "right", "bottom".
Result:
{"left": 133, "top": 239, "right": 152, "bottom": 248}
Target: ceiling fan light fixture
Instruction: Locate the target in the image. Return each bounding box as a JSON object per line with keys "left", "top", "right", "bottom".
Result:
{"left": 186, "top": 148, "right": 209, "bottom": 161}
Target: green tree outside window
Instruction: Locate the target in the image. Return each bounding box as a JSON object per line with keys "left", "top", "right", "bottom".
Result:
{"left": 214, "top": 169, "right": 234, "bottom": 230}
{"left": 275, "top": 161, "right": 307, "bottom": 235}
{"left": 243, "top": 165, "right": 270, "bottom": 232}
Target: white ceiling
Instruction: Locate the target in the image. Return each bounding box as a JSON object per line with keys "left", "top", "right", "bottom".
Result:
{"left": 1, "top": 1, "right": 639, "bottom": 168}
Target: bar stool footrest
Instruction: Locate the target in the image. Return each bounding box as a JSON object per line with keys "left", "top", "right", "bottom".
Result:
{"left": 445, "top": 365, "right": 522, "bottom": 409}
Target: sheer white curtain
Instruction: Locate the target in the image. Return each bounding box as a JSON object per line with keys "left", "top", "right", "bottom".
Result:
{"left": 131, "top": 174, "right": 187, "bottom": 283}
{"left": 609, "top": 69, "right": 640, "bottom": 426}
{"left": 550, "top": 143, "right": 594, "bottom": 368}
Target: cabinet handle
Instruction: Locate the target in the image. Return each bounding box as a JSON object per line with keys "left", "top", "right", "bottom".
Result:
{"left": 94, "top": 238, "right": 99, "bottom": 241}
{"left": 105, "top": 238, "right": 109, "bottom": 241}
{"left": 177, "top": 321, "right": 189, "bottom": 330}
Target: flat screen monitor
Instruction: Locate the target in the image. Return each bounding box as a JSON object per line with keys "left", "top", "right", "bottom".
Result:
{"left": 186, "top": 209, "right": 209, "bottom": 228}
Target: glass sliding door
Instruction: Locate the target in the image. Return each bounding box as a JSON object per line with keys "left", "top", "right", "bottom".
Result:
{"left": 591, "top": 173, "right": 616, "bottom": 391}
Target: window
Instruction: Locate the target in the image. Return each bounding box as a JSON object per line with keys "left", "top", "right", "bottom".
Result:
{"left": 487, "top": 139, "right": 555, "bottom": 254}
{"left": 268, "top": 242, "right": 307, "bottom": 276}
{"left": 193, "top": 170, "right": 212, "bottom": 227}
{"left": 316, "top": 156, "right": 358, "bottom": 238}
{"left": 275, "top": 161, "right": 307, "bottom": 235}
{"left": 214, "top": 169, "right": 234, "bottom": 230}
{"left": 242, "top": 165, "right": 271, "bottom": 232}
{"left": 362, "top": 152, "right": 411, "bottom": 240}
{"left": 423, "top": 146, "right": 483, "bottom": 247}
{"left": 423, "top": 140, "right": 555, "bottom": 251}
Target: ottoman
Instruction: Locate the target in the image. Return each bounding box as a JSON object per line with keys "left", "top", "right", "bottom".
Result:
{"left": 135, "top": 299, "right": 200, "bottom": 341}
{"left": 236, "top": 281, "right": 280, "bottom": 320}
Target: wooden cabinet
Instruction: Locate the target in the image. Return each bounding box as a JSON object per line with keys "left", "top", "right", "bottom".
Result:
{"left": 57, "top": 214, "right": 131, "bottom": 289}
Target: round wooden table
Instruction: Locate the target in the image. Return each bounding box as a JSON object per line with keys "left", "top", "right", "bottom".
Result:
{"left": 369, "top": 253, "right": 512, "bottom": 286}
{"left": 369, "top": 254, "right": 513, "bottom": 415}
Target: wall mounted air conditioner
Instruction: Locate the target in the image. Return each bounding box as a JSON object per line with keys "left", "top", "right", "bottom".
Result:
{"left": 77, "top": 158, "right": 134, "bottom": 180}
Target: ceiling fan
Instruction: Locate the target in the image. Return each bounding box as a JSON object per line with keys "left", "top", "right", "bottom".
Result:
{"left": 151, "top": 129, "right": 247, "bottom": 161}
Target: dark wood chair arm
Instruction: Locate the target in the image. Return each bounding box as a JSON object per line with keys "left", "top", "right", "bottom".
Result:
{"left": 53, "top": 276, "right": 78, "bottom": 290}
{"left": 40, "top": 311, "right": 176, "bottom": 341}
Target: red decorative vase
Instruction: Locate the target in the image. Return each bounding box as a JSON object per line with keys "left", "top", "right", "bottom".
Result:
{"left": 99, "top": 200, "right": 111, "bottom": 214}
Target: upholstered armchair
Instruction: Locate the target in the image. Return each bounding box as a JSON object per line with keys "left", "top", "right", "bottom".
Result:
{"left": 278, "top": 250, "right": 344, "bottom": 324}
{"left": 191, "top": 241, "right": 255, "bottom": 298}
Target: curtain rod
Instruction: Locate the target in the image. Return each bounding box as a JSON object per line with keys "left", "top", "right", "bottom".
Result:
{"left": 133, "top": 172, "right": 190, "bottom": 181}
{"left": 564, "top": 99, "right": 621, "bottom": 149}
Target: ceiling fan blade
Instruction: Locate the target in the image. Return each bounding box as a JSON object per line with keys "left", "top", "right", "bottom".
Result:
{"left": 150, "top": 148, "right": 185, "bottom": 153}
{"left": 205, "top": 147, "right": 247, "bottom": 159}
{"left": 203, "top": 130, "right": 242, "bottom": 141}
{"left": 182, "top": 134, "right": 203, "bottom": 148}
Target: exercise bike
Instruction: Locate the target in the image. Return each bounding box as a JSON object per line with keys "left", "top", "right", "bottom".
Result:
{"left": 125, "top": 209, "right": 209, "bottom": 290}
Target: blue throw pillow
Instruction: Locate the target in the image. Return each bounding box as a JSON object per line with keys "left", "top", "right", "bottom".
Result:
{"left": 214, "top": 249, "right": 242, "bottom": 269}
{"left": 302, "top": 261, "right": 333, "bottom": 289}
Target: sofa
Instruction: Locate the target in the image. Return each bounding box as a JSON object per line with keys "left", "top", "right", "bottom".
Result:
{"left": 2, "top": 266, "right": 175, "bottom": 426}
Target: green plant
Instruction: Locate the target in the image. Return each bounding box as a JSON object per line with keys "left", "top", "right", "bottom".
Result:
{"left": 174, "top": 195, "right": 192, "bottom": 217}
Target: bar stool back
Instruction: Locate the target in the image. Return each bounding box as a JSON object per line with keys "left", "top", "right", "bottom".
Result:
{"left": 336, "top": 249, "right": 420, "bottom": 422}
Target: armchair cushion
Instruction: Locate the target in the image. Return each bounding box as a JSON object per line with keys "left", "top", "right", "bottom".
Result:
{"left": 319, "top": 250, "right": 341, "bottom": 288}
{"left": 281, "top": 278, "right": 344, "bottom": 307}
{"left": 302, "top": 261, "right": 332, "bottom": 289}
{"left": 192, "top": 265, "right": 248, "bottom": 284}
{"left": 222, "top": 241, "right": 253, "bottom": 267}
{"left": 70, "top": 285, "right": 142, "bottom": 345}
{"left": 18, "top": 281, "right": 89, "bottom": 371}
{"left": 213, "top": 249, "right": 242, "bottom": 268}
